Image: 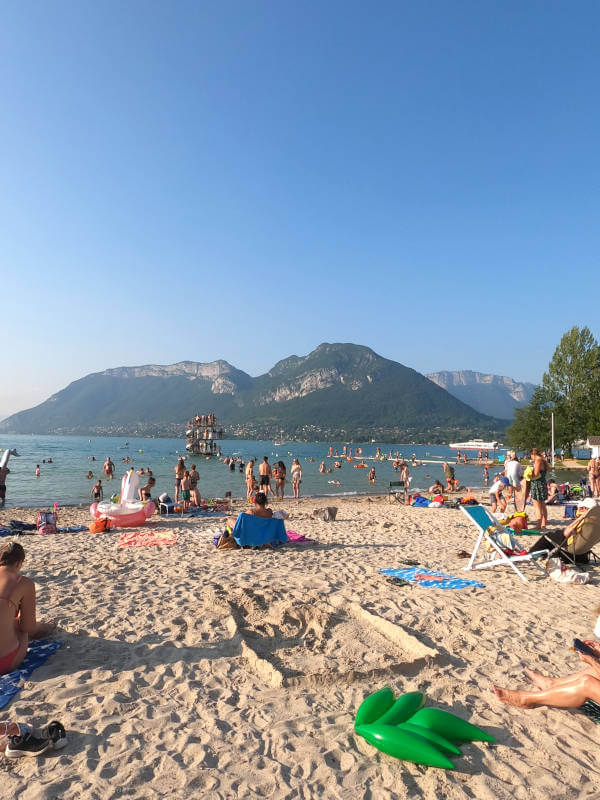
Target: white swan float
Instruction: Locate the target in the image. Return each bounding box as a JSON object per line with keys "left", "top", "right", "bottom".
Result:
{"left": 90, "top": 468, "right": 155, "bottom": 527}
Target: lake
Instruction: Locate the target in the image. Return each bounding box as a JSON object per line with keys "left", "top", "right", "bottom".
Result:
{"left": 0, "top": 434, "right": 507, "bottom": 508}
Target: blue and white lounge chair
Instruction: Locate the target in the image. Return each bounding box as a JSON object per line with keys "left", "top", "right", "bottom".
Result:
{"left": 460, "top": 504, "right": 549, "bottom": 583}
{"left": 158, "top": 494, "right": 176, "bottom": 515}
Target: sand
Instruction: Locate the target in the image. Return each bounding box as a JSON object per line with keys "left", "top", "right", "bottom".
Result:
{"left": 0, "top": 496, "right": 599, "bottom": 799}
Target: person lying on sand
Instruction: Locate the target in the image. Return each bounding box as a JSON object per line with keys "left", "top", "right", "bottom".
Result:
{"left": 0, "top": 543, "right": 56, "bottom": 675}
{"left": 493, "top": 639, "right": 600, "bottom": 710}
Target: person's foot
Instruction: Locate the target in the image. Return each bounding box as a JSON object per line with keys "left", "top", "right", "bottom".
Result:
{"left": 492, "top": 685, "right": 534, "bottom": 708}
{"left": 32, "top": 620, "right": 57, "bottom": 639}
{"left": 5, "top": 732, "right": 51, "bottom": 758}
{"left": 524, "top": 667, "right": 552, "bottom": 689}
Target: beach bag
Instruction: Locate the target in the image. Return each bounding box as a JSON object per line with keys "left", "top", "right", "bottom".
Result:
{"left": 546, "top": 557, "right": 590, "bottom": 584}
{"left": 312, "top": 507, "right": 338, "bottom": 522}
{"left": 216, "top": 530, "right": 239, "bottom": 550}
{"left": 89, "top": 517, "right": 112, "bottom": 534}
{"left": 36, "top": 511, "right": 57, "bottom": 536}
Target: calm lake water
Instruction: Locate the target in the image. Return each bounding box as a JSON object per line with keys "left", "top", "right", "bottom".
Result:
{"left": 0, "top": 434, "right": 514, "bottom": 508}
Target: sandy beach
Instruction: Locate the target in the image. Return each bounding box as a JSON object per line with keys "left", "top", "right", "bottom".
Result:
{"left": 0, "top": 496, "right": 599, "bottom": 799}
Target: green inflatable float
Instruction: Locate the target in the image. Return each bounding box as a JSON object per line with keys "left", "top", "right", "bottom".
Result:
{"left": 354, "top": 687, "right": 495, "bottom": 769}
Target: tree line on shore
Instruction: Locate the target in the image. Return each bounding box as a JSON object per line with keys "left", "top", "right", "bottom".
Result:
{"left": 507, "top": 326, "right": 600, "bottom": 455}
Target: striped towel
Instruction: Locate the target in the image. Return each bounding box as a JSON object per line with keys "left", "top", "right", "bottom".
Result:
{"left": 118, "top": 529, "right": 177, "bottom": 548}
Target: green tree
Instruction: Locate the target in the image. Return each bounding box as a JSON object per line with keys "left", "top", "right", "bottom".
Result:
{"left": 541, "top": 326, "right": 600, "bottom": 453}
{"left": 507, "top": 386, "right": 551, "bottom": 450}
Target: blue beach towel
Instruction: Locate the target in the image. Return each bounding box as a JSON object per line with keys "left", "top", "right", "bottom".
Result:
{"left": 232, "top": 513, "right": 288, "bottom": 547}
{"left": 381, "top": 567, "right": 485, "bottom": 590}
{"left": 0, "top": 640, "right": 62, "bottom": 710}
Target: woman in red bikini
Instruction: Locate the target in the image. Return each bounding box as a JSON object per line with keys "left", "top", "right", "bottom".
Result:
{"left": 0, "top": 542, "right": 55, "bottom": 675}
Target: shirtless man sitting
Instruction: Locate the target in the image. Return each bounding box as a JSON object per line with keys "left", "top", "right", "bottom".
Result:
{"left": 428, "top": 479, "right": 444, "bottom": 495}
{"left": 251, "top": 492, "right": 273, "bottom": 519}
{"left": 225, "top": 491, "right": 273, "bottom": 531}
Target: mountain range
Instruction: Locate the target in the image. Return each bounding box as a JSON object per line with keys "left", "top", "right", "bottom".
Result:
{"left": 0, "top": 343, "right": 508, "bottom": 442}
{"left": 426, "top": 371, "right": 536, "bottom": 420}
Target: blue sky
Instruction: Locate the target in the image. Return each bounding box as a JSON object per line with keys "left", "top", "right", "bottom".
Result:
{"left": 1, "top": 1, "right": 598, "bottom": 417}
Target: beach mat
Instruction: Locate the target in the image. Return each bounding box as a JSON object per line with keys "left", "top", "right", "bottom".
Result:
{"left": 118, "top": 529, "right": 177, "bottom": 548}
{"left": 57, "top": 525, "right": 89, "bottom": 533}
{"left": 188, "top": 510, "right": 226, "bottom": 518}
{"left": 380, "top": 567, "right": 485, "bottom": 590}
{"left": 0, "top": 640, "right": 62, "bottom": 710}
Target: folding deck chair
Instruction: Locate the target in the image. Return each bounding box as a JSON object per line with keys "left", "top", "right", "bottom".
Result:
{"left": 388, "top": 481, "right": 406, "bottom": 503}
{"left": 535, "top": 505, "right": 600, "bottom": 566}
{"left": 460, "top": 504, "right": 549, "bottom": 583}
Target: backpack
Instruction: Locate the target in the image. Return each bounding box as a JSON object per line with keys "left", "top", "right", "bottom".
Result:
{"left": 89, "top": 517, "right": 112, "bottom": 534}
{"left": 36, "top": 511, "right": 57, "bottom": 536}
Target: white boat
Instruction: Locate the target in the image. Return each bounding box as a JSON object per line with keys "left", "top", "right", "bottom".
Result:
{"left": 448, "top": 439, "right": 500, "bottom": 451}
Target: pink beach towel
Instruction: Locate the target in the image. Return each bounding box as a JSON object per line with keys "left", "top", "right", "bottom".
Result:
{"left": 286, "top": 531, "right": 314, "bottom": 543}
{"left": 118, "top": 529, "right": 177, "bottom": 548}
